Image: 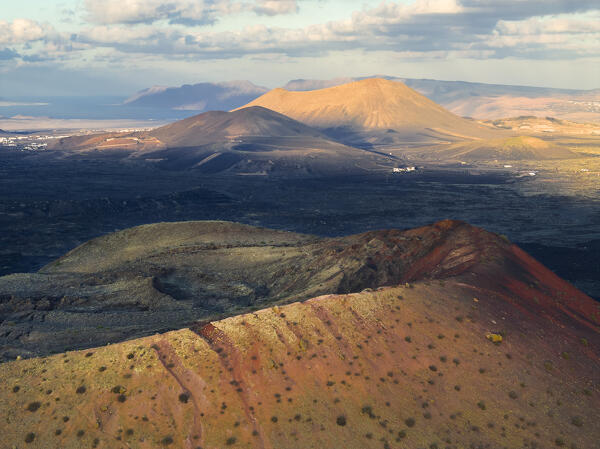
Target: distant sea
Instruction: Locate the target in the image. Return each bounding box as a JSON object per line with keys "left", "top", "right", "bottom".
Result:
{"left": 0, "top": 96, "right": 199, "bottom": 122}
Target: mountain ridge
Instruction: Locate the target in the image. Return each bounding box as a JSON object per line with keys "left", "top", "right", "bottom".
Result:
{"left": 124, "top": 80, "right": 269, "bottom": 111}
{"left": 0, "top": 219, "right": 598, "bottom": 448}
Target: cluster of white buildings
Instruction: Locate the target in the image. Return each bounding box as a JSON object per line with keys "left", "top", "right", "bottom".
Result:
{"left": 393, "top": 166, "right": 417, "bottom": 173}
{"left": 0, "top": 134, "right": 62, "bottom": 151}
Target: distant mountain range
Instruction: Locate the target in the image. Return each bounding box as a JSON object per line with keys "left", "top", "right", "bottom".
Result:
{"left": 52, "top": 78, "right": 581, "bottom": 165}
{"left": 126, "top": 76, "right": 600, "bottom": 123}
{"left": 124, "top": 80, "right": 268, "bottom": 110}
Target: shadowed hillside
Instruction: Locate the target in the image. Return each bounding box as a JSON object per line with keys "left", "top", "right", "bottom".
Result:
{"left": 0, "top": 220, "right": 598, "bottom": 448}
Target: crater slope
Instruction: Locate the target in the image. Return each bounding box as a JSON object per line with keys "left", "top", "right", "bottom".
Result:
{"left": 0, "top": 221, "right": 598, "bottom": 447}
{"left": 1, "top": 220, "right": 597, "bottom": 363}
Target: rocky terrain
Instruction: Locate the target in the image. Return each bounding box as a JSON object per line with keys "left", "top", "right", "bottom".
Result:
{"left": 0, "top": 220, "right": 598, "bottom": 448}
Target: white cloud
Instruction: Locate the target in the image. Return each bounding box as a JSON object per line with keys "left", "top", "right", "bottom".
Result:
{"left": 83, "top": 0, "right": 239, "bottom": 25}
{"left": 2, "top": 0, "right": 599, "bottom": 79}
{"left": 83, "top": 0, "right": 298, "bottom": 25}
{"left": 0, "top": 19, "right": 49, "bottom": 45}
{"left": 254, "top": 0, "right": 299, "bottom": 16}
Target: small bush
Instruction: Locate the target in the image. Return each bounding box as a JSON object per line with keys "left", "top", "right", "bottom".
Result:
{"left": 24, "top": 433, "right": 35, "bottom": 443}
{"left": 361, "top": 405, "right": 375, "bottom": 418}
{"left": 405, "top": 417, "right": 416, "bottom": 427}
{"left": 26, "top": 402, "right": 41, "bottom": 412}
{"left": 336, "top": 415, "right": 347, "bottom": 426}
{"left": 571, "top": 416, "right": 583, "bottom": 427}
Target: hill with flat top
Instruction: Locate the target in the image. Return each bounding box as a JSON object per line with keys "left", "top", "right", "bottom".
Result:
{"left": 238, "top": 78, "right": 495, "bottom": 139}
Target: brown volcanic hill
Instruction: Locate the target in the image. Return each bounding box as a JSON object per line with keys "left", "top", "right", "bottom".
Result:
{"left": 0, "top": 221, "right": 599, "bottom": 448}
{"left": 48, "top": 107, "right": 398, "bottom": 175}
{"left": 49, "top": 106, "right": 325, "bottom": 151}
{"left": 1, "top": 220, "right": 598, "bottom": 362}
{"left": 237, "top": 78, "right": 496, "bottom": 138}
{"left": 147, "top": 106, "right": 325, "bottom": 148}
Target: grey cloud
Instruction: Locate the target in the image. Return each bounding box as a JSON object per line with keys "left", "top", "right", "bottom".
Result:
{"left": 0, "top": 48, "right": 19, "bottom": 60}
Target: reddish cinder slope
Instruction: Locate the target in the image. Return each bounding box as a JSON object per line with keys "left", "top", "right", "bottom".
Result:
{"left": 0, "top": 221, "right": 598, "bottom": 448}
{"left": 1, "top": 281, "right": 598, "bottom": 449}
{"left": 325, "top": 220, "right": 599, "bottom": 334}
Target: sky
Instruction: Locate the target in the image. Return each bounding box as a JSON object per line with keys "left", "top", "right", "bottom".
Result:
{"left": 1, "top": 0, "right": 599, "bottom": 96}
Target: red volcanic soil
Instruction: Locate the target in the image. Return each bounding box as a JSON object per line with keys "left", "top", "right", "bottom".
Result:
{"left": 0, "top": 221, "right": 598, "bottom": 448}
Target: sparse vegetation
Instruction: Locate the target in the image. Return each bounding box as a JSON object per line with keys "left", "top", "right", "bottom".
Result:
{"left": 26, "top": 401, "right": 41, "bottom": 412}
{"left": 571, "top": 416, "right": 583, "bottom": 427}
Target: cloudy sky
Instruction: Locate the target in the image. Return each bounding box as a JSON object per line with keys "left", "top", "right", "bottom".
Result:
{"left": 1, "top": 0, "right": 599, "bottom": 96}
